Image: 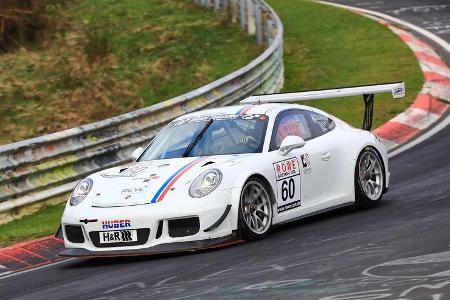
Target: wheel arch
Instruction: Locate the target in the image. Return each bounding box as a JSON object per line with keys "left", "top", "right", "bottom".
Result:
{"left": 229, "top": 172, "right": 276, "bottom": 231}
{"left": 246, "top": 174, "right": 277, "bottom": 206}
{"left": 354, "top": 144, "right": 387, "bottom": 192}
{"left": 369, "top": 145, "right": 387, "bottom": 190}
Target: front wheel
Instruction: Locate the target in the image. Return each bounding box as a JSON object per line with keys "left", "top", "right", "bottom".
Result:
{"left": 238, "top": 178, "right": 273, "bottom": 241}
{"left": 355, "top": 147, "right": 384, "bottom": 209}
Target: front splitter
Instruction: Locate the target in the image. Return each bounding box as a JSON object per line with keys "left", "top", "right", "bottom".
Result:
{"left": 59, "top": 234, "right": 243, "bottom": 257}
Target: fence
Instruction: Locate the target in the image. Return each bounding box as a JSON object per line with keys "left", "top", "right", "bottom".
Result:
{"left": 0, "top": 0, "right": 284, "bottom": 217}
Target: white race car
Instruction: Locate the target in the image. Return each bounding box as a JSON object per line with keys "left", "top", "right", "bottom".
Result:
{"left": 59, "top": 82, "right": 405, "bottom": 257}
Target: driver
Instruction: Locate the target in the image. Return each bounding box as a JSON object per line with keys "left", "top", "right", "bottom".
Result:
{"left": 238, "top": 126, "right": 260, "bottom": 150}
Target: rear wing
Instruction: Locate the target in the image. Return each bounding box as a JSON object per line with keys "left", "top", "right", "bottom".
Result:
{"left": 240, "top": 82, "right": 405, "bottom": 131}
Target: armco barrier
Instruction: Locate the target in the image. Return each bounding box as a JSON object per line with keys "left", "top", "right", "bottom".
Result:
{"left": 0, "top": 0, "right": 284, "bottom": 217}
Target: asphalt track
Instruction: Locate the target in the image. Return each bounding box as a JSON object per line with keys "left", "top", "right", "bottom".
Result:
{"left": 1, "top": 1, "right": 450, "bottom": 299}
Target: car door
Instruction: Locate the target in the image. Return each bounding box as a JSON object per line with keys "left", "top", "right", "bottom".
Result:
{"left": 267, "top": 109, "right": 337, "bottom": 222}
{"left": 301, "top": 110, "right": 338, "bottom": 206}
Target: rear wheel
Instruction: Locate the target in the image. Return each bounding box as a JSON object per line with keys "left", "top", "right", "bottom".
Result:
{"left": 355, "top": 147, "right": 384, "bottom": 209}
{"left": 238, "top": 178, "right": 273, "bottom": 241}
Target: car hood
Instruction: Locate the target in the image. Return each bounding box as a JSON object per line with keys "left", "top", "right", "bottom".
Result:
{"left": 89, "top": 154, "right": 252, "bottom": 207}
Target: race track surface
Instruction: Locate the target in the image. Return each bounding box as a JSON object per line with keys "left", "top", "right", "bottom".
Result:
{"left": 1, "top": 1, "right": 450, "bottom": 299}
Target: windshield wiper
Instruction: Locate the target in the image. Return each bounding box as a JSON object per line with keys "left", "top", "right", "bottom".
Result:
{"left": 183, "top": 118, "right": 214, "bottom": 157}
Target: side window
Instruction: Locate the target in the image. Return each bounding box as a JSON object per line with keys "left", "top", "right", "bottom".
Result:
{"left": 270, "top": 110, "right": 312, "bottom": 151}
{"left": 307, "top": 111, "right": 336, "bottom": 138}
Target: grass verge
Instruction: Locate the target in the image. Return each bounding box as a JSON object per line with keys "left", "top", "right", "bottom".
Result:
{"left": 0, "top": 202, "right": 65, "bottom": 248}
{"left": 267, "top": 0, "right": 423, "bottom": 129}
{"left": 0, "top": 0, "right": 261, "bottom": 144}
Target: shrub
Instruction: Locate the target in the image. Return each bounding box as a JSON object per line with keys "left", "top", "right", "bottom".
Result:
{"left": 82, "top": 19, "right": 114, "bottom": 65}
{"left": 0, "top": 0, "right": 47, "bottom": 52}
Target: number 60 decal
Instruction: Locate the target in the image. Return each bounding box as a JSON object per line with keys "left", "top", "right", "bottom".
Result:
{"left": 281, "top": 178, "right": 295, "bottom": 201}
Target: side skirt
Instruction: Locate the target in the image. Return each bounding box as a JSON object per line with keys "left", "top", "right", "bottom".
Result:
{"left": 275, "top": 202, "right": 354, "bottom": 226}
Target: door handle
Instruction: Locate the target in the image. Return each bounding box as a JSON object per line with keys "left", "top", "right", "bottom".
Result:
{"left": 321, "top": 151, "right": 332, "bottom": 161}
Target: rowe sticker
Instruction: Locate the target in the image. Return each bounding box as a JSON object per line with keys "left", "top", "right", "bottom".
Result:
{"left": 273, "top": 157, "right": 301, "bottom": 213}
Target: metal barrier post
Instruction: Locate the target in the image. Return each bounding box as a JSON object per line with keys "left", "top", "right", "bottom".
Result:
{"left": 214, "top": 0, "right": 221, "bottom": 11}
{"left": 247, "top": 0, "right": 256, "bottom": 35}
{"left": 239, "top": 0, "right": 247, "bottom": 29}
{"left": 230, "top": 0, "right": 238, "bottom": 23}
{"left": 254, "top": 2, "right": 263, "bottom": 45}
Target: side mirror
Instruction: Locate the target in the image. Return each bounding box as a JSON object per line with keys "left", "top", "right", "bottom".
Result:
{"left": 131, "top": 147, "right": 144, "bottom": 161}
{"left": 278, "top": 136, "right": 305, "bottom": 156}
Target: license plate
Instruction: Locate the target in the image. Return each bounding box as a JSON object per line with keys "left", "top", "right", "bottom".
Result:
{"left": 99, "top": 230, "right": 137, "bottom": 244}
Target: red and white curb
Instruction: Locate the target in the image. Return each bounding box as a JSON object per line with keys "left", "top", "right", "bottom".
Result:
{"left": 0, "top": 236, "right": 64, "bottom": 277}
{"left": 370, "top": 19, "right": 450, "bottom": 151}
{"left": 320, "top": 1, "right": 450, "bottom": 152}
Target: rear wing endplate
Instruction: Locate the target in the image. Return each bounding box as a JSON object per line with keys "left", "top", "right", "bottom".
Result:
{"left": 240, "top": 82, "right": 405, "bottom": 131}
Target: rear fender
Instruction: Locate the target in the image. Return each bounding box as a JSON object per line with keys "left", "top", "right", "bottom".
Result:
{"left": 354, "top": 139, "right": 389, "bottom": 191}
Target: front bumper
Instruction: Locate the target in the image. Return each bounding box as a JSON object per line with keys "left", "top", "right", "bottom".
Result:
{"left": 60, "top": 190, "right": 236, "bottom": 257}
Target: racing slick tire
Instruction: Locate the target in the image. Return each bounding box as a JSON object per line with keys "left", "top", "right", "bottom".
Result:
{"left": 238, "top": 177, "right": 274, "bottom": 241}
{"left": 355, "top": 147, "right": 385, "bottom": 209}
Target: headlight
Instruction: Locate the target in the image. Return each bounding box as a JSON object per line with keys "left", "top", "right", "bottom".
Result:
{"left": 189, "top": 169, "right": 222, "bottom": 198}
{"left": 70, "top": 178, "right": 93, "bottom": 206}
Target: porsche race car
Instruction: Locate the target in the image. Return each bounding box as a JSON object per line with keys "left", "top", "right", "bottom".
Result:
{"left": 59, "top": 82, "right": 405, "bottom": 257}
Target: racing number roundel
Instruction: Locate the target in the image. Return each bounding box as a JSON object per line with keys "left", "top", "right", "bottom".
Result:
{"left": 273, "top": 158, "right": 301, "bottom": 213}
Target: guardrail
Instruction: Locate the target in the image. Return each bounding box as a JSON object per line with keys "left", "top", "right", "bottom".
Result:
{"left": 0, "top": 0, "right": 284, "bottom": 218}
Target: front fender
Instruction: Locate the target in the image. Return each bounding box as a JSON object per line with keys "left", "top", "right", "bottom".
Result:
{"left": 224, "top": 170, "right": 276, "bottom": 231}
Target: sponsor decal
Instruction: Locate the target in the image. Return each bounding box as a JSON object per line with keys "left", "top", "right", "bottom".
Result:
{"left": 241, "top": 114, "right": 263, "bottom": 120}
{"left": 101, "top": 230, "right": 135, "bottom": 242}
{"left": 274, "top": 158, "right": 299, "bottom": 180}
{"left": 142, "top": 173, "right": 159, "bottom": 182}
{"left": 102, "top": 219, "right": 131, "bottom": 230}
{"left": 121, "top": 187, "right": 144, "bottom": 194}
{"left": 393, "top": 86, "right": 404, "bottom": 97}
{"left": 101, "top": 165, "right": 148, "bottom": 178}
{"left": 150, "top": 156, "right": 208, "bottom": 203}
{"left": 273, "top": 158, "right": 302, "bottom": 213}
{"left": 300, "top": 153, "right": 311, "bottom": 174}
{"left": 278, "top": 201, "right": 301, "bottom": 213}
{"left": 80, "top": 219, "right": 98, "bottom": 224}
{"left": 172, "top": 113, "right": 267, "bottom": 126}
{"left": 173, "top": 115, "right": 237, "bottom": 126}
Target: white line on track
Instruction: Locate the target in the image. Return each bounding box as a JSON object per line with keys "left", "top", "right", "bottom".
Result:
{"left": 0, "top": 258, "right": 76, "bottom": 281}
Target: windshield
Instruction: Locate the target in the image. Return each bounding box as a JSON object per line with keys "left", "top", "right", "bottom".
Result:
{"left": 139, "top": 114, "right": 269, "bottom": 160}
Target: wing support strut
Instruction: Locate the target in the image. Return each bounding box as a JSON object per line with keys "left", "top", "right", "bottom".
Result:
{"left": 363, "top": 94, "right": 374, "bottom": 131}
